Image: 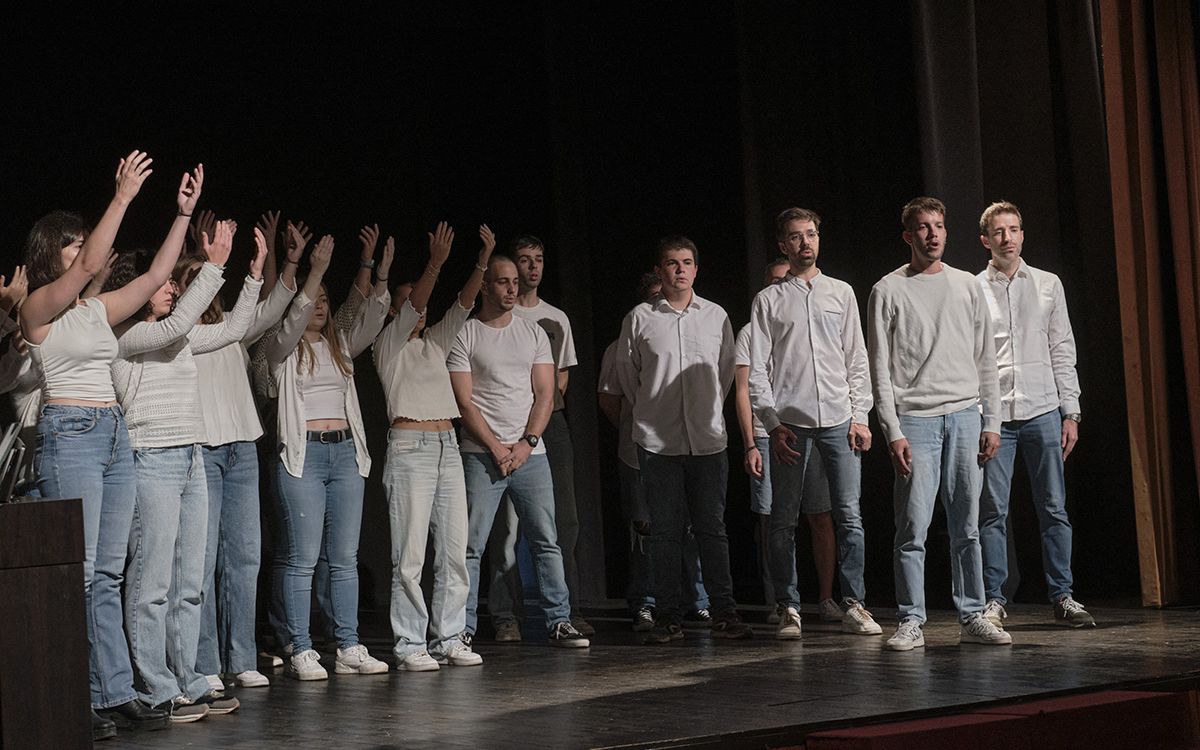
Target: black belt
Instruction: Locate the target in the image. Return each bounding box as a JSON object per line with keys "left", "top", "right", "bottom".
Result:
{"left": 307, "top": 429, "right": 352, "bottom": 444}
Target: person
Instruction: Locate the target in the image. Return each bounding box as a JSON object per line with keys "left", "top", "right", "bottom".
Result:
{"left": 188, "top": 222, "right": 301, "bottom": 690}
{"left": 598, "top": 272, "right": 710, "bottom": 632}
{"left": 736, "top": 256, "right": 843, "bottom": 629}
{"left": 866, "top": 196, "right": 1012, "bottom": 651}
{"left": 448, "top": 254, "right": 590, "bottom": 648}
{"left": 20, "top": 152, "right": 173, "bottom": 737}
{"left": 374, "top": 222, "right": 495, "bottom": 670}
{"left": 108, "top": 220, "right": 263, "bottom": 721}
{"left": 615, "top": 236, "right": 751, "bottom": 643}
{"left": 748, "top": 210, "right": 881, "bottom": 640}
{"left": 266, "top": 232, "right": 392, "bottom": 680}
{"left": 975, "top": 201, "right": 1094, "bottom": 628}
{"left": 488, "top": 234, "right": 592, "bottom": 639}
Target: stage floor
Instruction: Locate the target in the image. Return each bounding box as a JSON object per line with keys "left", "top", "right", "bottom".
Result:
{"left": 104, "top": 602, "right": 1200, "bottom": 749}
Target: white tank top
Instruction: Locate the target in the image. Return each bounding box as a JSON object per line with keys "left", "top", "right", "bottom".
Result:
{"left": 28, "top": 298, "right": 118, "bottom": 402}
{"left": 300, "top": 340, "right": 348, "bottom": 421}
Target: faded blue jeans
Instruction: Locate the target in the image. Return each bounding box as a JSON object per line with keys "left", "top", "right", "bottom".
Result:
{"left": 126, "top": 444, "right": 211, "bottom": 706}
{"left": 462, "top": 452, "right": 571, "bottom": 635}
{"left": 35, "top": 404, "right": 137, "bottom": 709}
{"left": 980, "top": 409, "right": 1074, "bottom": 604}
{"left": 893, "top": 407, "right": 987, "bottom": 624}
{"left": 276, "top": 440, "right": 365, "bottom": 653}
{"left": 383, "top": 429, "right": 470, "bottom": 658}
{"left": 197, "top": 441, "right": 261, "bottom": 676}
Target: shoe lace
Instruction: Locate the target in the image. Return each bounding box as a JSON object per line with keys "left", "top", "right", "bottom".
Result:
{"left": 847, "top": 602, "right": 874, "bottom": 621}
{"left": 1060, "top": 597, "right": 1085, "bottom": 615}
{"left": 984, "top": 600, "right": 1007, "bottom": 618}
{"left": 554, "top": 621, "right": 579, "bottom": 638}
{"left": 896, "top": 620, "right": 921, "bottom": 640}
{"left": 965, "top": 614, "right": 998, "bottom": 636}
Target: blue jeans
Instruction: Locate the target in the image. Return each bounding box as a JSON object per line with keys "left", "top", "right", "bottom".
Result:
{"left": 126, "top": 444, "right": 211, "bottom": 706}
{"left": 638, "top": 447, "right": 735, "bottom": 620}
{"left": 980, "top": 410, "right": 1073, "bottom": 604}
{"left": 893, "top": 407, "right": 987, "bottom": 624}
{"left": 383, "top": 429, "right": 470, "bottom": 658}
{"left": 197, "top": 442, "right": 261, "bottom": 675}
{"left": 35, "top": 404, "right": 137, "bottom": 709}
{"left": 769, "top": 422, "right": 867, "bottom": 608}
{"left": 276, "top": 440, "right": 365, "bottom": 653}
{"left": 462, "top": 452, "right": 571, "bottom": 634}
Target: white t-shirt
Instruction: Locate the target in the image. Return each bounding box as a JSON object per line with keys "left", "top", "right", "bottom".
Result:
{"left": 512, "top": 298, "right": 577, "bottom": 411}
{"left": 735, "top": 324, "right": 769, "bottom": 439}
{"left": 447, "top": 315, "right": 553, "bottom": 454}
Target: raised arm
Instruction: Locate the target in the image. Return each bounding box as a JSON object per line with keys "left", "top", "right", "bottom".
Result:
{"left": 189, "top": 226, "right": 268, "bottom": 353}
{"left": 0, "top": 267, "right": 28, "bottom": 322}
{"left": 244, "top": 226, "right": 299, "bottom": 345}
{"left": 256, "top": 210, "right": 280, "bottom": 299}
{"left": 265, "top": 234, "right": 332, "bottom": 365}
{"left": 82, "top": 250, "right": 117, "bottom": 299}
{"left": 458, "top": 224, "right": 495, "bottom": 310}
{"left": 21, "top": 151, "right": 153, "bottom": 343}
{"left": 98, "top": 163, "right": 204, "bottom": 327}
{"left": 409, "top": 221, "right": 454, "bottom": 316}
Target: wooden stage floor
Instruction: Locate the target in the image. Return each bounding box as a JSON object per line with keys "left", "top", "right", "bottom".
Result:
{"left": 104, "top": 603, "right": 1200, "bottom": 749}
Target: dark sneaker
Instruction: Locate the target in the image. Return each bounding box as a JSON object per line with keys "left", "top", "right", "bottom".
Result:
{"left": 685, "top": 608, "right": 713, "bottom": 626}
{"left": 460, "top": 631, "right": 475, "bottom": 649}
{"left": 196, "top": 690, "right": 240, "bottom": 715}
{"left": 548, "top": 620, "right": 590, "bottom": 648}
{"left": 571, "top": 614, "right": 596, "bottom": 636}
{"left": 632, "top": 606, "right": 656, "bottom": 632}
{"left": 1055, "top": 596, "right": 1097, "bottom": 628}
{"left": 154, "top": 697, "right": 209, "bottom": 724}
{"left": 643, "top": 621, "right": 684, "bottom": 644}
{"left": 494, "top": 619, "right": 522, "bottom": 643}
{"left": 711, "top": 611, "right": 754, "bottom": 639}
{"left": 92, "top": 710, "right": 117, "bottom": 741}
{"left": 95, "top": 699, "right": 169, "bottom": 731}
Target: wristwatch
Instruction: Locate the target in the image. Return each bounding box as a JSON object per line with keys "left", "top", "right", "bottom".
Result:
{"left": 359, "top": 258, "right": 376, "bottom": 269}
{"left": 1064, "top": 413, "right": 1082, "bottom": 424}
{"left": 523, "top": 434, "right": 540, "bottom": 448}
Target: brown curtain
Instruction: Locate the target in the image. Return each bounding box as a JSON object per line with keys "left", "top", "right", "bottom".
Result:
{"left": 1099, "top": 0, "right": 1200, "bottom": 605}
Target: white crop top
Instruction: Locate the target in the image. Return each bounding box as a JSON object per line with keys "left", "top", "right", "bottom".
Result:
{"left": 301, "top": 340, "right": 348, "bottom": 421}
{"left": 29, "top": 298, "right": 118, "bottom": 402}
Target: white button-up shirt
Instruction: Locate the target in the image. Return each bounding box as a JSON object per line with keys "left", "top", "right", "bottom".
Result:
{"left": 978, "top": 260, "right": 1081, "bottom": 421}
{"left": 616, "top": 293, "right": 735, "bottom": 456}
{"left": 748, "top": 272, "right": 872, "bottom": 433}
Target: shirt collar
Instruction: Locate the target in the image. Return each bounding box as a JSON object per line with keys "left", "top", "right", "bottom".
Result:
{"left": 654, "top": 293, "right": 703, "bottom": 313}
{"left": 986, "top": 259, "right": 1029, "bottom": 281}
{"left": 786, "top": 269, "right": 823, "bottom": 289}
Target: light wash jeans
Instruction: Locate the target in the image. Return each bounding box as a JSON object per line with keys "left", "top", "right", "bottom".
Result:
{"left": 488, "top": 409, "right": 582, "bottom": 622}
{"left": 768, "top": 421, "right": 867, "bottom": 609}
{"left": 638, "top": 447, "right": 735, "bottom": 621}
{"left": 197, "top": 441, "right": 261, "bottom": 676}
{"left": 126, "top": 444, "right": 211, "bottom": 706}
{"left": 35, "top": 404, "right": 137, "bottom": 709}
{"left": 980, "top": 409, "right": 1074, "bottom": 604}
{"left": 893, "top": 407, "right": 987, "bottom": 624}
{"left": 383, "top": 429, "right": 470, "bottom": 658}
{"left": 276, "top": 439, "right": 365, "bottom": 653}
{"left": 462, "top": 452, "right": 571, "bottom": 634}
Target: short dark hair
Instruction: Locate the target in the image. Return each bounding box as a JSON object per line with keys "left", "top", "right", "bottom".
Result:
{"left": 656, "top": 235, "right": 698, "bottom": 265}
{"left": 774, "top": 207, "right": 822, "bottom": 240}
{"left": 901, "top": 197, "right": 947, "bottom": 231}
{"left": 507, "top": 234, "right": 544, "bottom": 256}
{"left": 636, "top": 271, "right": 661, "bottom": 302}
{"left": 103, "top": 249, "right": 158, "bottom": 321}
{"left": 764, "top": 256, "right": 790, "bottom": 280}
{"left": 979, "top": 201, "right": 1023, "bottom": 235}
{"left": 24, "top": 210, "right": 89, "bottom": 291}
{"left": 483, "top": 253, "right": 517, "bottom": 282}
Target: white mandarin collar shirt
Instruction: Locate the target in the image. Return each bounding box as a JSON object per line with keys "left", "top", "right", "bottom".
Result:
{"left": 748, "top": 271, "right": 872, "bottom": 433}
{"left": 978, "top": 259, "right": 1081, "bottom": 421}
{"left": 615, "top": 293, "right": 735, "bottom": 456}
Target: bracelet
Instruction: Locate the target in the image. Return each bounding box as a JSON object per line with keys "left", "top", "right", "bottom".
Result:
{"left": 284, "top": 259, "right": 298, "bottom": 266}
{"left": 377, "top": 276, "right": 388, "bottom": 283}
{"left": 424, "top": 266, "right": 441, "bottom": 277}
{"left": 475, "top": 263, "right": 488, "bottom": 273}
{"left": 178, "top": 211, "right": 192, "bottom": 217}
{"left": 360, "top": 258, "right": 376, "bottom": 270}
{"left": 745, "top": 445, "right": 759, "bottom": 454}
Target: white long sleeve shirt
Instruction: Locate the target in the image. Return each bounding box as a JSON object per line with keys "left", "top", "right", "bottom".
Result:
{"left": 867, "top": 263, "right": 1001, "bottom": 444}
{"left": 615, "top": 293, "right": 735, "bottom": 457}
{"left": 748, "top": 272, "right": 872, "bottom": 433}
{"left": 977, "top": 260, "right": 1081, "bottom": 421}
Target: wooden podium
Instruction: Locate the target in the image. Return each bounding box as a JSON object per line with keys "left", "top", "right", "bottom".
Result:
{"left": 0, "top": 498, "right": 90, "bottom": 749}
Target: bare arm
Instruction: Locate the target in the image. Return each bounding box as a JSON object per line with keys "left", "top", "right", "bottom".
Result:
{"left": 449, "top": 369, "right": 511, "bottom": 468}
{"left": 256, "top": 210, "right": 280, "bottom": 299}
{"left": 457, "top": 224, "right": 495, "bottom": 309}
{"left": 409, "top": 222, "right": 454, "bottom": 315}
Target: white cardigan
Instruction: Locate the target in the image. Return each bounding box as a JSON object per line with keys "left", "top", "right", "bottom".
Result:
{"left": 266, "top": 285, "right": 389, "bottom": 478}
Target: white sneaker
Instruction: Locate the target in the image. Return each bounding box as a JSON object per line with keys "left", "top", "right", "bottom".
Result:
{"left": 205, "top": 674, "right": 224, "bottom": 691}
{"left": 775, "top": 606, "right": 802, "bottom": 640}
{"left": 397, "top": 650, "right": 441, "bottom": 672}
{"left": 232, "top": 670, "right": 270, "bottom": 688}
{"left": 961, "top": 613, "right": 1013, "bottom": 645}
{"left": 841, "top": 600, "right": 883, "bottom": 635}
{"left": 886, "top": 619, "right": 925, "bottom": 651}
{"left": 287, "top": 649, "right": 328, "bottom": 680}
{"left": 818, "top": 598, "right": 844, "bottom": 622}
{"left": 982, "top": 599, "right": 1008, "bottom": 628}
{"left": 258, "top": 649, "right": 284, "bottom": 669}
{"left": 434, "top": 642, "right": 483, "bottom": 667}
{"left": 336, "top": 644, "right": 389, "bottom": 674}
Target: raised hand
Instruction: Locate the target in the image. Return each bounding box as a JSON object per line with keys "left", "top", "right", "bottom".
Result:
{"left": 379, "top": 236, "right": 395, "bottom": 281}
{"left": 478, "top": 224, "right": 496, "bottom": 263}
{"left": 114, "top": 150, "right": 153, "bottom": 205}
{"left": 310, "top": 235, "right": 334, "bottom": 275}
{"left": 191, "top": 208, "right": 218, "bottom": 253}
{"left": 176, "top": 163, "right": 204, "bottom": 217}
{"left": 250, "top": 227, "right": 270, "bottom": 280}
{"left": 285, "top": 221, "right": 312, "bottom": 264}
{"left": 82, "top": 250, "right": 118, "bottom": 298}
{"left": 256, "top": 210, "right": 281, "bottom": 255}
{"left": 0, "top": 266, "right": 29, "bottom": 312}
{"left": 358, "top": 224, "right": 380, "bottom": 262}
{"left": 428, "top": 221, "right": 454, "bottom": 268}
{"left": 202, "top": 220, "right": 237, "bottom": 267}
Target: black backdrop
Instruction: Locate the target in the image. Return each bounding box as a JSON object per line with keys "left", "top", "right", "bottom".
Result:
{"left": 1, "top": 3, "right": 1142, "bottom": 613}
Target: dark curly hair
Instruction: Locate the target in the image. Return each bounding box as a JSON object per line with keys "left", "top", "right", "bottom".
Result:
{"left": 24, "top": 211, "right": 89, "bottom": 291}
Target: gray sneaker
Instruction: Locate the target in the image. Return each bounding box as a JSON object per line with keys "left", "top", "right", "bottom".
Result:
{"left": 1055, "top": 596, "right": 1096, "bottom": 628}
{"left": 960, "top": 613, "right": 1013, "bottom": 645}
{"left": 886, "top": 619, "right": 925, "bottom": 651}
{"left": 982, "top": 599, "right": 1008, "bottom": 628}
{"left": 494, "top": 620, "right": 522, "bottom": 643}
{"left": 154, "top": 697, "right": 209, "bottom": 724}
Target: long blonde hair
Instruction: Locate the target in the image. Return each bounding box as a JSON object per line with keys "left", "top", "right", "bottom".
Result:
{"left": 296, "top": 282, "right": 353, "bottom": 378}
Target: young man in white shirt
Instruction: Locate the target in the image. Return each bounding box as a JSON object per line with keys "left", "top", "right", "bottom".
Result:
{"left": 487, "top": 235, "right": 593, "bottom": 640}
{"left": 867, "top": 196, "right": 1011, "bottom": 651}
{"left": 749, "top": 208, "right": 882, "bottom": 640}
{"left": 447, "top": 255, "right": 589, "bottom": 648}
{"left": 975, "top": 201, "right": 1094, "bottom": 628}
{"left": 616, "top": 236, "right": 751, "bottom": 642}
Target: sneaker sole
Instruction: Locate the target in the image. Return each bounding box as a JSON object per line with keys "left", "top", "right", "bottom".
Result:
{"left": 336, "top": 663, "right": 389, "bottom": 674}
{"left": 397, "top": 663, "right": 440, "bottom": 672}
{"left": 885, "top": 637, "right": 925, "bottom": 651}
{"left": 550, "top": 639, "right": 591, "bottom": 648}
{"left": 288, "top": 670, "right": 328, "bottom": 681}
{"left": 843, "top": 622, "right": 883, "bottom": 635}
{"left": 437, "top": 657, "right": 484, "bottom": 667}
{"left": 169, "top": 710, "right": 209, "bottom": 724}
{"left": 232, "top": 676, "right": 270, "bottom": 688}
{"left": 960, "top": 635, "right": 1013, "bottom": 645}
{"left": 206, "top": 703, "right": 239, "bottom": 715}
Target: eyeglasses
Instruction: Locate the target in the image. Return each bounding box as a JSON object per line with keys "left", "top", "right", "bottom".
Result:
{"left": 787, "top": 231, "right": 820, "bottom": 242}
